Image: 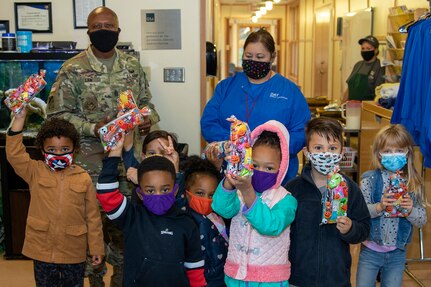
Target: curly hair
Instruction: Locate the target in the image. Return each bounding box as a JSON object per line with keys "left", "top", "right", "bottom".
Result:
{"left": 138, "top": 155, "right": 176, "bottom": 184}
{"left": 181, "top": 155, "right": 222, "bottom": 190}
{"left": 253, "top": 131, "right": 281, "bottom": 151}
{"left": 34, "top": 118, "right": 80, "bottom": 152}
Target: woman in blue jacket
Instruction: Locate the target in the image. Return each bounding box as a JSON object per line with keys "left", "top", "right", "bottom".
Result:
{"left": 200, "top": 29, "right": 310, "bottom": 181}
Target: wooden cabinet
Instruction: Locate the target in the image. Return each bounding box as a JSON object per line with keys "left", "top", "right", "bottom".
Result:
{"left": 0, "top": 136, "right": 42, "bottom": 259}
{"left": 359, "top": 101, "right": 392, "bottom": 175}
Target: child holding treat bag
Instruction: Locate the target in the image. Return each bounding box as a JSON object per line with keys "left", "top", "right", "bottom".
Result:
{"left": 356, "top": 125, "right": 427, "bottom": 287}
{"left": 6, "top": 107, "right": 104, "bottom": 287}
{"left": 285, "top": 117, "right": 370, "bottom": 287}
{"left": 96, "top": 133, "right": 206, "bottom": 287}
{"left": 212, "top": 119, "right": 297, "bottom": 286}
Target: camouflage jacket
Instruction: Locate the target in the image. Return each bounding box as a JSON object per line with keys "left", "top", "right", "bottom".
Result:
{"left": 46, "top": 47, "right": 160, "bottom": 179}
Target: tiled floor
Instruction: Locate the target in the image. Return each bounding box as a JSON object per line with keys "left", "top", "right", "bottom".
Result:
{"left": 1, "top": 247, "right": 430, "bottom": 287}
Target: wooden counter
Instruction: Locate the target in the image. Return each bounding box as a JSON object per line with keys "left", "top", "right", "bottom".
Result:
{"left": 359, "top": 101, "right": 392, "bottom": 175}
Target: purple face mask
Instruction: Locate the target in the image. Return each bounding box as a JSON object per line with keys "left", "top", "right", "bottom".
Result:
{"left": 252, "top": 169, "right": 278, "bottom": 193}
{"left": 137, "top": 184, "right": 178, "bottom": 215}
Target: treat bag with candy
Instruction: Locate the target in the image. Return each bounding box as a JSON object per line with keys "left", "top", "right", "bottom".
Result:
{"left": 201, "top": 141, "right": 227, "bottom": 160}
{"left": 225, "top": 115, "right": 253, "bottom": 177}
{"left": 98, "top": 106, "right": 151, "bottom": 152}
{"left": 4, "top": 70, "right": 47, "bottom": 114}
{"left": 384, "top": 171, "right": 409, "bottom": 217}
{"left": 117, "top": 90, "right": 138, "bottom": 112}
{"left": 321, "top": 166, "right": 348, "bottom": 224}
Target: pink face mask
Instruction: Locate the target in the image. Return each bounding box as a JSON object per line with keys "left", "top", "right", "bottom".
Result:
{"left": 43, "top": 152, "right": 74, "bottom": 171}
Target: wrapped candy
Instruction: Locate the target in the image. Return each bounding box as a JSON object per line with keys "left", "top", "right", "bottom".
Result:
{"left": 4, "top": 70, "right": 47, "bottom": 114}
{"left": 226, "top": 115, "right": 253, "bottom": 177}
{"left": 117, "top": 90, "right": 137, "bottom": 112}
{"left": 321, "top": 166, "right": 348, "bottom": 224}
{"left": 384, "top": 171, "right": 409, "bottom": 218}
{"left": 201, "top": 141, "right": 227, "bottom": 160}
{"left": 98, "top": 106, "right": 151, "bottom": 152}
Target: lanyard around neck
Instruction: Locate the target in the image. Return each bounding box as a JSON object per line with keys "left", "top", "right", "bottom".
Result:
{"left": 245, "top": 92, "right": 259, "bottom": 123}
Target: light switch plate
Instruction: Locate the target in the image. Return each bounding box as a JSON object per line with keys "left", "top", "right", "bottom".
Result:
{"left": 163, "top": 67, "right": 185, "bottom": 82}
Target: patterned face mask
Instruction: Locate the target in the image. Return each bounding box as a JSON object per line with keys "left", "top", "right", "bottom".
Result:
{"left": 380, "top": 152, "right": 407, "bottom": 172}
{"left": 307, "top": 152, "right": 342, "bottom": 175}
{"left": 44, "top": 152, "right": 74, "bottom": 171}
{"left": 242, "top": 59, "right": 272, "bottom": 80}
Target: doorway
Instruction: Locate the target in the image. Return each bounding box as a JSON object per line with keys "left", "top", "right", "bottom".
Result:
{"left": 313, "top": 6, "right": 332, "bottom": 99}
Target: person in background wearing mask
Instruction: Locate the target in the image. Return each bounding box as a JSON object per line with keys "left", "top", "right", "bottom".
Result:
{"left": 46, "top": 6, "right": 160, "bottom": 287}
{"left": 200, "top": 28, "right": 310, "bottom": 183}
{"left": 343, "top": 35, "right": 385, "bottom": 102}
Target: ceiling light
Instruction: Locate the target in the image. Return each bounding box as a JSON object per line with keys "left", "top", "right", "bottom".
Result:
{"left": 273, "top": 0, "right": 281, "bottom": 3}
{"left": 265, "top": 1, "right": 273, "bottom": 11}
{"left": 260, "top": 7, "right": 267, "bottom": 15}
{"left": 255, "top": 11, "right": 262, "bottom": 18}
{"left": 252, "top": 16, "right": 258, "bottom": 23}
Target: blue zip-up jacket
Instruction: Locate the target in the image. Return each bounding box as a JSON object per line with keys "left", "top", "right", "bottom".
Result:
{"left": 188, "top": 209, "right": 228, "bottom": 287}
{"left": 200, "top": 72, "right": 310, "bottom": 181}
{"left": 361, "top": 169, "right": 427, "bottom": 250}
{"left": 391, "top": 18, "right": 431, "bottom": 166}
{"left": 285, "top": 163, "right": 370, "bottom": 287}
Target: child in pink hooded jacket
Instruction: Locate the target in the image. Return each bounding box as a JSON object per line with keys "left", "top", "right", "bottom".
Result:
{"left": 212, "top": 120, "right": 297, "bottom": 287}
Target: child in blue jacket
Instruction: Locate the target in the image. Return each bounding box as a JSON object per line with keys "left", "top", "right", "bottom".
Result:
{"left": 183, "top": 155, "right": 228, "bottom": 287}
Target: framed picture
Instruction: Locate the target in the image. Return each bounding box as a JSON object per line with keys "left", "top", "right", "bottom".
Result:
{"left": 0, "top": 20, "right": 10, "bottom": 34}
{"left": 14, "top": 2, "right": 52, "bottom": 33}
{"left": 73, "top": 0, "right": 105, "bottom": 29}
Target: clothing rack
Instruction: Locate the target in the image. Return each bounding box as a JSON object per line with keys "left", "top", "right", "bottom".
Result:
{"left": 404, "top": 163, "right": 431, "bottom": 287}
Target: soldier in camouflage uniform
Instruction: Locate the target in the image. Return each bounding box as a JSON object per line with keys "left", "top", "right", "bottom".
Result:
{"left": 46, "top": 6, "right": 160, "bottom": 287}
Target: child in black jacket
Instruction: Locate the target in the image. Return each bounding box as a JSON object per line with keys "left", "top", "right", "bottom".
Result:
{"left": 182, "top": 155, "right": 228, "bottom": 287}
{"left": 285, "top": 117, "right": 370, "bottom": 287}
{"left": 97, "top": 136, "right": 206, "bottom": 287}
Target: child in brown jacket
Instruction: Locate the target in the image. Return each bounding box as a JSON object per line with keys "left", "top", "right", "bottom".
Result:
{"left": 6, "top": 107, "right": 104, "bottom": 287}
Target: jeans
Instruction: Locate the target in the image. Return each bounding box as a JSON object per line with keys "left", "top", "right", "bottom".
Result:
{"left": 356, "top": 245, "right": 406, "bottom": 287}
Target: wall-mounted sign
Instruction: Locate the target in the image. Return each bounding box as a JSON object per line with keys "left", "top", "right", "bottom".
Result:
{"left": 15, "top": 2, "right": 53, "bottom": 33}
{"left": 141, "top": 9, "right": 181, "bottom": 50}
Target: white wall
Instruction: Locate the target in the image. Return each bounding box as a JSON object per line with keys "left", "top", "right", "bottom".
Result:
{"left": 0, "top": 0, "right": 203, "bottom": 155}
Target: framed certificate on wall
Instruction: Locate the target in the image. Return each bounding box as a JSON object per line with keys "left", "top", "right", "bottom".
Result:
{"left": 73, "top": 0, "right": 105, "bottom": 29}
{"left": 14, "top": 2, "right": 53, "bottom": 33}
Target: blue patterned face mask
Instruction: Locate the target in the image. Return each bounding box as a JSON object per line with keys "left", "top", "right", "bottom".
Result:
{"left": 307, "top": 152, "right": 342, "bottom": 175}
{"left": 380, "top": 152, "right": 407, "bottom": 172}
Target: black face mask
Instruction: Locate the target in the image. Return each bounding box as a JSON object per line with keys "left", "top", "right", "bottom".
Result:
{"left": 361, "top": 50, "right": 375, "bottom": 62}
{"left": 88, "top": 30, "right": 119, "bottom": 53}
